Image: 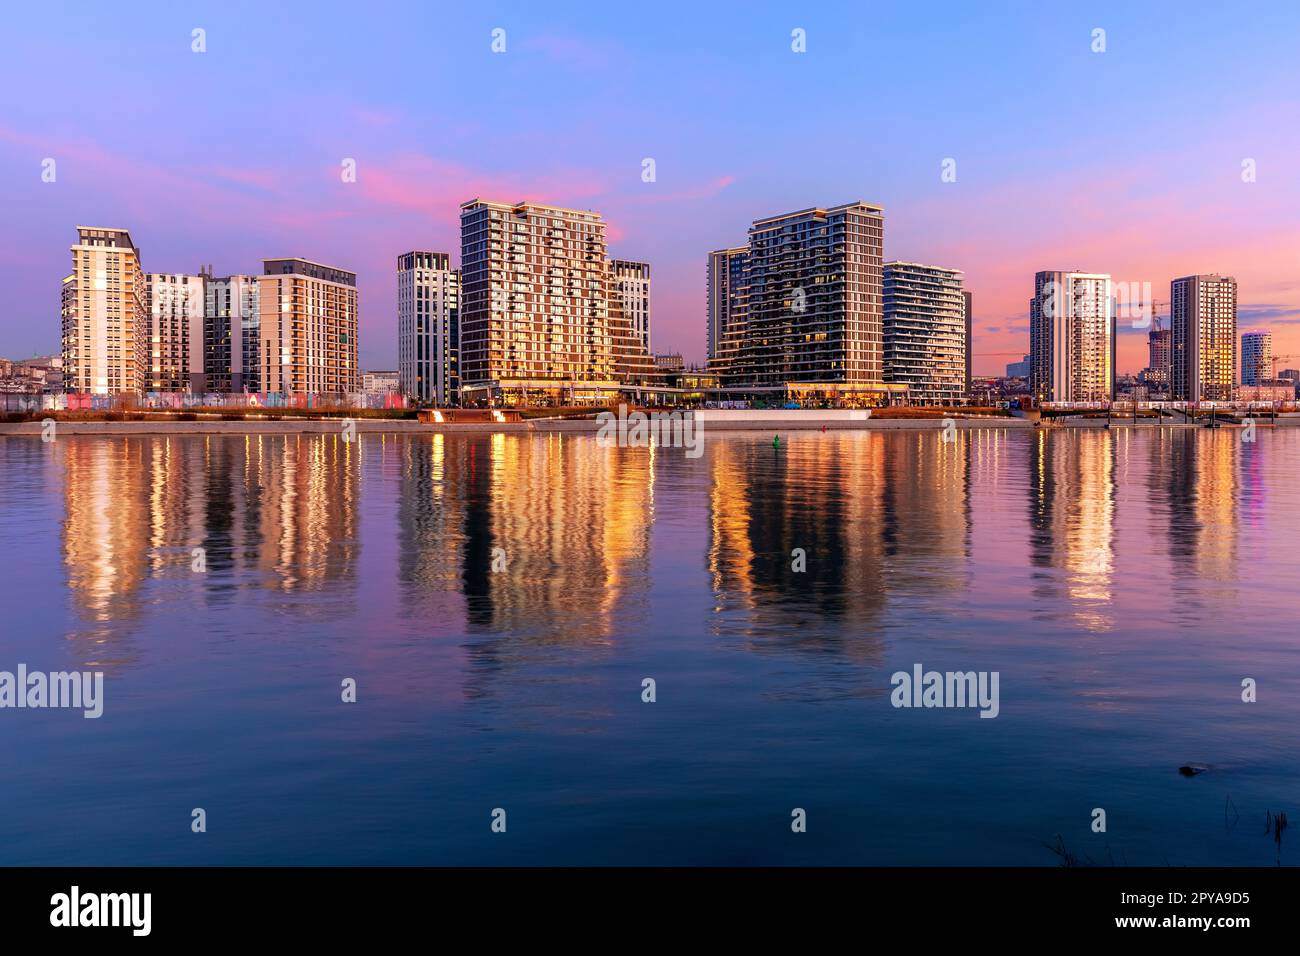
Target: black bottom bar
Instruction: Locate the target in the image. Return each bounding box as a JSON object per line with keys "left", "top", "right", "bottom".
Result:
{"left": 0, "top": 866, "right": 1291, "bottom": 941}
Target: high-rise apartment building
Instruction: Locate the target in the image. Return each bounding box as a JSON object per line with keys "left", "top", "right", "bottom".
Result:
{"left": 1241, "top": 329, "right": 1272, "bottom": 386}
{"left": 397, "top": 251, "right": 460, "bottom": 405}
{"left": 257, "top": 258, "right": 359, "bottom": 395}
{"left": 61, "top": 227, "right": 147, "bottom": 395}
{"left": 963, "top": 290, "right": 973, "bottom": 392}
{"left": 1142, "top": 326, "right": 1171, "bottom": 387}
{"left": 608, "top": 260, "right": 660, "bottom": 391}
{"left": 59, "top": 273, "right": 76, "bottom": 387}
{"left": 459, "top": 199, "right": 615, "bottom": 405}
{"left": 146, "top": 273, "right": 206, "bottom": 392}
{"left": 1171, "top": 274, "right": 1237, "bottom": 402}
{"left": 706, "top": 246, "right": 748, "bottom": 375}
{"left": 883, "top": 262, "right": 966, "bottom": 405}
{"left": 1029, "top": 271, "right": 1115, "bottom": 402}
{"left": 203, "top": 273, "right": 261, "bottom": 393}
{"left": 610, "top": 259, "right": 651, "bottom": 354}
{"left": 728, "top": 202, "right": 884, "bottom": 388}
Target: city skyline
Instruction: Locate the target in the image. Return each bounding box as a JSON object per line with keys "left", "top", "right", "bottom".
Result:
{"left": 36, "top": 212, "right": 1276, "bottom": 403}
{"left": 17, "top": 197, "right": 1286, "bottom": 387}
{"left": 2, "top": 2, "right": 1297, "bottom": 374}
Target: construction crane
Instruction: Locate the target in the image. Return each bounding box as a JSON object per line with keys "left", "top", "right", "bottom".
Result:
{"left": 1270, "top": 354, "right": 1300, "bottom": 379}
{"left": 1141, "top": 299, "right": 1166, "bottom": 333}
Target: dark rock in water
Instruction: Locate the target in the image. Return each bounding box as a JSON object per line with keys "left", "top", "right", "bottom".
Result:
{"left": 1179, "top": 764, "right": 1209, "bottom": 776}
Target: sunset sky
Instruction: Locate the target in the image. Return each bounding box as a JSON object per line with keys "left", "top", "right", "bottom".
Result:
{"left": 1, "top": 0, "right": 1297, "bottom": 375}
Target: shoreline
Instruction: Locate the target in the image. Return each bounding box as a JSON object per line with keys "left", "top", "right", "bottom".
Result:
{"left": 0, "top": 416, "right": 1278, "bottom": 436}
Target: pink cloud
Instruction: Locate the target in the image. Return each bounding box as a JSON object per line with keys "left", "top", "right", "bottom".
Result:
{"left": 356, "top": 152, "right": 612, "bottom": 220}
{"left": 625, "top": 174, "right": 737, "bottom": 206}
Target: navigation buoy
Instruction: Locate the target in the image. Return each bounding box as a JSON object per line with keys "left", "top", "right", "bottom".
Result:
{"left": 773, "top": 435, "right": 781, "bottom": 450}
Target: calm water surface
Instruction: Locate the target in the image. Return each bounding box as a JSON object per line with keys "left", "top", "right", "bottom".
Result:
{"left": 1, "top": 428, "right": 1297, "bottom": 865}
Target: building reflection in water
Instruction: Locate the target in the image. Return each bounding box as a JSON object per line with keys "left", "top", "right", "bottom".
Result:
{"left": 1027, "top": 430, "right": 1116, "bottom": 631}
{"left": 1155, "top": 428, "right": 1201, "bottom": 624}
{"left": 450, "top": 434, "right": 654, "bottom": 688}
{"left": 706, "top": 431, "right": 971, "bottom": 657}
{"left": 881, "top": 429, "right": 972, "bottom": 591}
{"left": 255, "top": 435, "right": 359, "bottom": 594}
{"left": 1192, "top": 431, "right": 1239, "bottom": 597}
{"left": 62, "top": 435, "right": 360, "bottom": 664}
{"left": 61, "top": 438, "right": 150, "bottom": 667}
{"left": 1147, "top": 429, "right": 1240, "bottom": 624}
{"left": 398, "top": 432, "right": 468, "bottom": 624}
{"left": 53, "top": 427, "right": 1252, "bottom": 679}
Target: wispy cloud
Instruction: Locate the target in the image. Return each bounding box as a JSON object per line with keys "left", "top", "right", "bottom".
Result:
{"left": 625, "top": 174, "right": 737, "bottom": 206}
{"left": 356, "top": 152, "right": 613, "bottom": 218}
{"left": 1240, "top": 304, "right": 1300, "bottom": 326}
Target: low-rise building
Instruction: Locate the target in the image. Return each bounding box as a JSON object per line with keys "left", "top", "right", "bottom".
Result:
{"left": 363, "top": 370, "right": 400, "bottom": 394}
{"left": 1238, "top": 382, "right": 1294, "bottom": 403}
{"left": 0, "top": 355, "right": 62, "bottom": 393}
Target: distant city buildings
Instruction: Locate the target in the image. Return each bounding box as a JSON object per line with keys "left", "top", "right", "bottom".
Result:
{"left": 362, "top": 370, "right": 400, "bottom": 394}
{"left": 653, "top": 352, "right": 684, "bottom": 372}
{"left": 1029, "top": 271, "right": 1115, "bottom": 402}
{"left": 62, "top": 227, "right": 147, "bottom": 395}
{"left": 1114, "top": 373, "right": 1143, "bottom": 399}
{"left": 1005, "top": 354, "right": 1031, "bottom": 378}
{"left": 969, "top": 375, "right": 1029, "bottom": 406}
{"left": 1238, "top": 383, "right": 1293, "bottom": 403}
{"left": 258, "top": 258, "right": 360, "bottom": 395}
{"left": 1171, "top": 274, "right": 1237, "bottom": 402}
{"left": 882, "top": 262, "right": 966, "bottom": 405}
{"left": 397, "top": 251, "right": 460, "bottom": 406}
{"left": 0, "top": 355, "right": 62, "bottom": 394}
{"left": 1238, "top": 327, "right": 1292, "bottom": 396}
{"left": 1241, "top": 329, "right": 1272, "bottom": 386}
{"left": 1140, "top": 326, "right": 1171, "bottom": 389}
